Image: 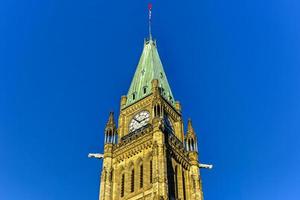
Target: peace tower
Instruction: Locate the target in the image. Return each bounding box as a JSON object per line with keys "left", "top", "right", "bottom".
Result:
{"left": 89, "top": 4, "right": 212, "bottom": 200}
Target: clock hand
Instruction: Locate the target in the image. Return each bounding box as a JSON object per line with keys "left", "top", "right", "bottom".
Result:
{"left": 134, "top": 118, "right": 141, "bottom": 123}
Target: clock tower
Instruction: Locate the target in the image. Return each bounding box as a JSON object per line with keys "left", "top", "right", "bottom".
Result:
{"left": 91, "top": 5, "right": 212, "bottom": 200}
{"left": 93, "top": 37, "right": 211, "bottom": 200}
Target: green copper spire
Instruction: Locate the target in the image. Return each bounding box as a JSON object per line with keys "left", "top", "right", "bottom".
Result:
{"left": 125, "top": 39, "right": 175, "bottom": 107}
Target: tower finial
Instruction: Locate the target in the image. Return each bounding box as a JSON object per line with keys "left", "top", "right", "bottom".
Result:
{"left": 187, "top": 118, "right": 195, "bottom": 134}
{"left": 148, "top": 3, "right": 153, "bottom": 40}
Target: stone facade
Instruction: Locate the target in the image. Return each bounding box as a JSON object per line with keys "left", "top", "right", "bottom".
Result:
{"left": 97, "top": 39, "right": 205, "bottom": 200}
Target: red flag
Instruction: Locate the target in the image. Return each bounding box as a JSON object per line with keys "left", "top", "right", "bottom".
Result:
{"left": 148, "top": 3, "right": 152, "bottom": 11}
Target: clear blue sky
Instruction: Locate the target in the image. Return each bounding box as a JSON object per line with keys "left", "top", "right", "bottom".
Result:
{"left": 1, "top": 0, "right": 299, "bottom": 199}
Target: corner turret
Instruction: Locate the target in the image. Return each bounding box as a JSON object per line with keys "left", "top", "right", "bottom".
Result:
{"left": 104, "top": 112, "right": 117, "bottom": 144}
{"left": 185, "top": 118, "right": 198, "bottom": 152}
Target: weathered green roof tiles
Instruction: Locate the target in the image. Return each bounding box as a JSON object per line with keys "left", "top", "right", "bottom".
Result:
{"left": 125, "top": 39, "right": 175, "bottom": 107}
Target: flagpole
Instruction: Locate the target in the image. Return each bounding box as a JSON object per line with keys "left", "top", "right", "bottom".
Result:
{"left": 148, "top": 3, "right": 152, "bottom": 40}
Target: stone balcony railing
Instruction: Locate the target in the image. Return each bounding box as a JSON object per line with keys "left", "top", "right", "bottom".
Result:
{"left": 116, "top": 124, "right": 153, "bottom": 148}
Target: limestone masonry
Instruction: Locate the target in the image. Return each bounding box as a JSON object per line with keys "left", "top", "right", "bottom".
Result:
{"left": 93, "top": 38, "right": 210, "bottom": 200}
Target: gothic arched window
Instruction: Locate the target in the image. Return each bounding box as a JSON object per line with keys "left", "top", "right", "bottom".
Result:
{"left": 191, "top": 138, "right": 195, "bottom": 151}
{"left": 110, "top": 169, "right": 113, "bottom": 182}
{"left": 182, "top": 169, "right": 187, "bottom": 200}
{"left": 121, "top": 173, "right": 125, "bottom": 197}
{"left": 174, "top": 166, "right": 179, "bottom": 199}
{"left": 157, "top": 105, "right": 161, "bottom": 116}
{"left": 150, "top": 160, "right": 153, "bottom": 184}
{"left": 131, "top": 169, "right": 135, "bottom": 192}
{"left": 140, "top": 164, "right": 143, "bottom": 188}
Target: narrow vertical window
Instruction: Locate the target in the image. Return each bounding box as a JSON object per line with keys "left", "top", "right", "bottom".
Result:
{"left": 140, "top": 164, "right": 143, "bottom": 188}
{"left": 150, "top": 160, "right": 153, "bottom": 183}
{"left": 143, "top": 86, "right": 147, "bottom": 94}
{"left": 157, "top": 105, "right": 160, "bottom": 116}
{"left": 175, "top": 166, "right": 178, "bottom": 199}
{"left": 132, "top": 93, "right": 136, "bottom": 100}
{"left": 110, "top": 169, "right": 113, "bottom": 182}
{"left": 131, "top": 169, "right": 135, "bottom": 192}
{"left": 191, "top": 139, "right": 195, "bottom": 151}
{"left": 182, "top": 169, "right": 186, "bottom": 200}
{"left": 121, "top": 174, "right": 125, "bottom": 197}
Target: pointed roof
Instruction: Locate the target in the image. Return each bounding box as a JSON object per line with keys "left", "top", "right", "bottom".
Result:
{"left": 186, "top": 118, "right": 196, "bottom": 138}
{"left": 125, "top": 39, "right": 175, "bottom": 107}
{"left": 105, "top": 112, "right": 116, "bottom": 129}
{"left": 187, "top": 119, "right": 194, "bottom": 133}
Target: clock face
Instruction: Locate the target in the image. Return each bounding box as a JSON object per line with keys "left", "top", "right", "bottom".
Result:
{"left": 129, "top": 111, "right": 150, "bottom": 132}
